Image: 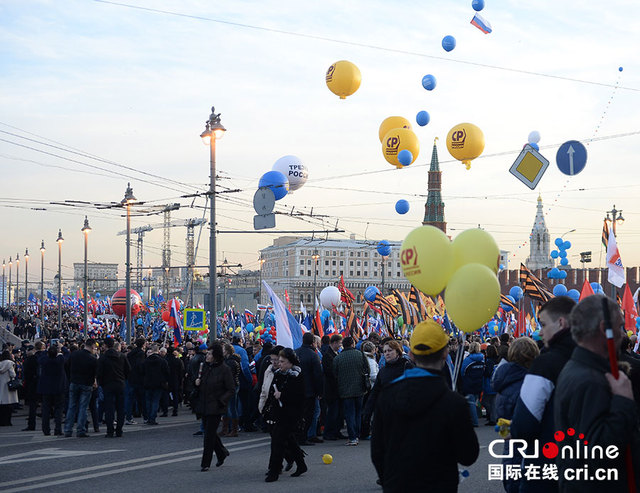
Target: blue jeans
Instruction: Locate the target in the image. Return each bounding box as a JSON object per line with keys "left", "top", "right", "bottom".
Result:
{"left": 65, "top": 383, "right": 93, "bottom": 435}
{"left": 226, "top": 388, "right": 239, "bottom": 419}
{"left": 342, "top": 396, "right": 363, "bottom": 441}
{"left": 465, "top": 394, "right": 479, "bottom": 426}
{"left": 307, "top": 398, "right": 321, "bottom": 439}
{"left": 145, "top": 388, "right": 163, "bottom": 423}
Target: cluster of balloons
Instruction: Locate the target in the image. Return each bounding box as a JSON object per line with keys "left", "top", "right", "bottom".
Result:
{"left": 552, "top": 284, "right": 580, "bottom": 302}
{"left": 258, "top": 155, "right": 308, "bottom": 202}
{"left": 379, "top": 116, "right": 420, "bottom": 168}
{"left": 446, "top": 123, "right": 485, "bottom": 170}
{"left": 590, "top": 282, "right": 605, "bottom": 295}
{"left": 325, "top": 60, "right": 361, "bottom": 99}
{"left": 550, "top": 237, "right": 572, "bottom": 267}
{"left": 500, "top": 286, "right": 522, "bottom": 312}
{"left": 401, "top": 225, "right": 500, "bottom": 332}
{"left": 547, "top": 267, "right": 567, "bottom": 280}
{"left": 527, "top": 130, "right": 541, "bottom": 151}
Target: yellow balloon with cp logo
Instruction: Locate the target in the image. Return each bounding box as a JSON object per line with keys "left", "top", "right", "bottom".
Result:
{"left": 452, "top": 228, "right": 500, "bottom": 274}
{"left": 382, "top": 128, "right": 420, "bottom": 168}
{"left": 446, "top": 123, "right": 485, "bottom": 170}
{"left": 400, "top": 225, "right": 453, "bottom": 296}
{"left": 445, "top": 263, "right": 500, "bottom": 333}
{"left": 378, "top": 116, "right": 412, "bottom": 143}
{"left": 326, "top": 60, "right": 361, "bottom": 99}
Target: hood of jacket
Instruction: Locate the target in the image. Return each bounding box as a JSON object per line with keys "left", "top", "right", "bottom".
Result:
{"left": 492, "top": 361, "right": 528, "bottom": 393}
{"left": 277, "top": 365, "right": 301, "bottom": 378}
{"left": 0, "top": 359, "right": 14, "bottom": 373}
{"left": 388, "top": 368, "right": 448, "bottom": 418}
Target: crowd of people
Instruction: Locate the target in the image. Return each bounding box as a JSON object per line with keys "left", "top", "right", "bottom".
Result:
{"left": 1, "top": 294, "right": 640, "bottom": 492}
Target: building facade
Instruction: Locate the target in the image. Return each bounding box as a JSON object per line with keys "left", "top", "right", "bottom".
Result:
{"left": 73, "top": 262, "right": 119, "bottom": 296}
{"left": 526, "top": 195, "right": 554, "bottom": 271}
{"left": 260, "top": 235, "right": 410, "bottom": 312}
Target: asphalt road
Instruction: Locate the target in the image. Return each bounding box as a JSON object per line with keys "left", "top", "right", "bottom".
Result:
{"left": 0, "top": 411, "right": 502, "bottom": 492}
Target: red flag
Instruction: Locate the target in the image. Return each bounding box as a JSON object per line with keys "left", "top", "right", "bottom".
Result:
{"left": 579, "top": 279, "right": 595, "bottom": 301}
{"left": 312, "top": 309, "right": 324, "bottom": 338}
{"left": 623, "top": 284, "right": 639, "bottom": 335}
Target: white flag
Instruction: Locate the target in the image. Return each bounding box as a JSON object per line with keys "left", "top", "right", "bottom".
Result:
{"left": 606, "top": 231, "right": 626, "bottom": 288}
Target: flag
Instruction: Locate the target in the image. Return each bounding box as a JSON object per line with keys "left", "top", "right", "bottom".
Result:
{"left": 623, "top": 284, "right": 638, "bottom": 334}
{"left": 312, "top": 309, "right": 324, "bottom": 338}
{"left": 500, "top": 294, "right": 518, "bottom": 312}
{"left": 606, "top": 230, "right": 625, "bottom": 288}
{"left": 602, "top": 220, "right": 610, "bottom": 249}
{"left": 337, "top": 275, "right": 355, "bottom": 307}
{"left": 168, "top": 298, "right": 182, "bottom": 345}
{"left": 435, "top": 296, "right": 446, "bottom": 316}
{"left": 470, "top": 12, "right": 492, "bottom": 33}
{"left": 344, "top": 304, "right": 358, "bottom": 340}
{"left": 262, "top": 280, "right": 303, "bottom": 349}
{"left": 616, "top": 292, "right": 623, "bottom": 308}
{"left": 579, "top": 279, "right": 595, "bottom": 301}
{"left": 392, "top": 289, "right": 419, "bottom": 326}
{"left": 374, "top": 292, "right": 399, "bottom": 318}
{"left": 519, "top": 263, "right": 553, "bottom": 302}
{"left": 299, "top": 301, "right": 307, "bottom": 318}
{"left": 408, "top": 286, "right": 426, "bottom": 321}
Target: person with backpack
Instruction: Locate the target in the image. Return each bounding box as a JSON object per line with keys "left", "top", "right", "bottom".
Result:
{"left": 460, "top": 342, "right": 485, "bottom": 427}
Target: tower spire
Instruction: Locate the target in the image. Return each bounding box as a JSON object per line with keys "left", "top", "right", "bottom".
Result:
{"left": 526, "top": 196, "right": 553, "bottom": 270}
{"left": 422, "top": 140, "right": 446, "bottom": 232}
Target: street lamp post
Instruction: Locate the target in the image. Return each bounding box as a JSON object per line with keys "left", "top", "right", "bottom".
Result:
{"left": 147, "top": 268, "right": 152, "bottom": 304}
{"left": 56, "top": 230, "right": 64, "bottom": 331}
{"left": 381, "top": 256, "right": 387, "bottom": 295}
{"left": 605, "top": 205, "right": 625, "bottom": 298}
{"left": 8, "top": 257, "right": 12, "bottom": 307}
{"left": 580, "top": 251, "right": 592, "bottom": 285}
{"left": 122, "top": 184, "right": 136, "bottom": 344}
{"left": 24, "top": 248, "right": 29, "bottom": 312}
{"left": 312, "top": 249, "right": 319, "bottom": 312}
{"left": 201, "top": 106, "right": 226, "bottom": 341}
{"left": 15, "top": 253, "right": 19, "bottom": 312}
{"left": 2, "top": 260, "right": 5, "bottom": 308}
{"left": 258, "top": 255, "right": 265, "bottom": 305}
{"left": 40, "top": 241, "right": 45, "bottom": 330}
{"left": 82, "top": 216, "right": 92, "bottom": 338}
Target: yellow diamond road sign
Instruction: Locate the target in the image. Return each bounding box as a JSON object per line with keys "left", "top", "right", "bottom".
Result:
{"left": 509, "top": 144, "right": 549, "bottom": 190}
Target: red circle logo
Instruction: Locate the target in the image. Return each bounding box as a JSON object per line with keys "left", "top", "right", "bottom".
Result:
{"left": 554, "top": 431, "right": 565, "bottom": 442}
{"left": 542, "top": 442, "right": 559, "bottom": 459}
{"left": 567, "top": 428, "right": 575, "bottom": 436}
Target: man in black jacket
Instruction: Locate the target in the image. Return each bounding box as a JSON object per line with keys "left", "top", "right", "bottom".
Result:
{"left": 64, "top": 339, "right": 98, "bottom": 437}
{"left": 554, "top": 294, "right": 640, "bottom": 492}
{"left": 142, "top": 344, "right": 170, "bottom": 425}
{"left": 21, "top": 342, "right": 43, "bottom": 431}
{"left": 97, "top": 338, "right": 130, "bottom": 437}
{"left": 511, "top": 296, "right": 576, "bottom": 493}
{"left": 125, "top": 338, "right": 146, "bottom": 424}
{"left": 371, "top": 319, "right": 479, "bottom": 492}
{"left": 321, "top": 334, "right": 343, "bottom": 441}
{"left": 294, "top": 332, "right": 323, "bottom": 445}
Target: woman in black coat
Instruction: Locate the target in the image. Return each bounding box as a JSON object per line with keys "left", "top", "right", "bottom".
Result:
{"left": 195, "top": 343, "right": 235, "bottom": 472}
{"left": 37, "top": 345, "right": 67, "bottom": 436}
{"left": 265, "top": 348, "right": 307, "bottom": 483}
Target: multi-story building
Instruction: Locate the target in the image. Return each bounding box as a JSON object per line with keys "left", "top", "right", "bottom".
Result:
{"left": 260, "top": 235, "right": 410, "bottom": 312}
{"left": 73, "top": 262, "right": 118, "bottom": 297}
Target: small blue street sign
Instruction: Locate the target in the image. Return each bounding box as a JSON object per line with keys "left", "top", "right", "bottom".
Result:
{"left": 556, "top": 140, "right": 587, "bottom": 176}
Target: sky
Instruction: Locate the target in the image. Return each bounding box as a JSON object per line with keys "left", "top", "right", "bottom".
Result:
{"left": 1, "top": 0, "right": 640, "bottom": 289}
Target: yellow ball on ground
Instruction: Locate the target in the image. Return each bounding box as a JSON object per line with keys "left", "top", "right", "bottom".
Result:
{"left": 322, "top": 454, "right": 333, "bottom": 464}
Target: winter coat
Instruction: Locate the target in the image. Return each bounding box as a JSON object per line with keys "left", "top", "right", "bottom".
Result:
{"left": 126, "top": 347, "right": 146, "bottom": 387}
{"left": 460, "top": 352, "right": 485, "bottom": 396}
{"left": 232, "top": 344, "right": 252, "bottom": 388}
{"left": 0, "top": 360, "right": 19, "bottom": 405}
{"left": 295, "top": 343, "right": 323, "bottom": 398}
{"left": 364, "top": 352, "right": 379, "bottom": 389}
{"left": 97, "top": 349, "right": 130, "bottom": 391}
{"left": 37, "top": 353, "right": 67, "bottom": 395}
{"left": 259, "top": 363, "right": 275, "bottom": 414}
{"left": 224, "top": 354, "right": 241, "bottom": 389}
{"left": 22, "top": 353, "right": 39, "bottom": 400}
{"left": 166, "top": 352, "right": 184, "bottom": 390}
{"left": 363, "top": 356, "right": 414, "bottom": 419}
{"left": 554, "top": 346, "right": 640, "bottom": 492}
{"left": 141, "top": 353, "right": 169, "bottom": 390}
{"left": 196, "top": 360, "right": 234, "bottom": 416}
{"left": 332, "top": 347, "right": 369, "bottom": 399}
{"left": 482, "top": 356, "right": 498, "bottom": 396}
{"left": 271, "top": 366, "right": 304, "bottom": 423}
{"left": 492, "top": 361, "right": 528, "bottom": 420}
{"left": 371, "top": 367, "right": 479, "bottom": 493}
{"left": 68, "top": 348, "right": 97, "bottom": 387}
{"left": 321, "top": 346, "right": 339, "bottom": 400}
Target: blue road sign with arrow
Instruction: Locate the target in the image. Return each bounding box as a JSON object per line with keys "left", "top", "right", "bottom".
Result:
{"left": 556, "top": 140, "right": 587, "bottom": 176}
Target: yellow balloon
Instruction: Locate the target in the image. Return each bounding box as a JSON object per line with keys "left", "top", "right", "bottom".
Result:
{"left": 445, "top": 263, "right": 500, "bottom": 333}
{"left": 235, "top": 327, "right": 241, "bottom": 333}
{"left": 452, "top": 229, "right": 500, "bottom": 274}
{"left": 326, "top": 60, "right": 361, "bottom": 99}
{"left": 400, "top": 225, "right": 453, "bottom": 296}
{"left": 382, "top": 128, "right": 420, "bottom": 168}
{"left": 446, "top": 123, "right": 485, "bottom": 170}
{"left": 378, "top": 116, "right": 412, "bottom": 143}
{"left": 628, "top": 330, "right": 634, "bottom": 337}
{"left": 322, "top": 454, "right": 333, "bottom": 464}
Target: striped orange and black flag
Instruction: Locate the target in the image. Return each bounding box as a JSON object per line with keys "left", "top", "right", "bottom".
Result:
{"left": 602, "top": 220, "right": 610, "bottom": 249}
{"left": 408, "top": 285, "right": 426, "bottom": 321}
{"left": 337, "top": 275, "right": 355, "bottom": 307}
{"left": 311, "top": 309, "right": 324, "bottom": 338}
{"left": 616, "top": 292, "right": 623, "bottom": 308}
{"left": 500, "top": 294, "right": 518, "bottom": 312}
{"left": 393, "top": 289, "right": 419, "bottom": 326}
{"left": 344, "top": 304, "right": 359, "bottom": 341}
{"left": 519, "top": 263, "right": 553, "bottom": 303}
{"left": 374, "top": 292, "right": 399, "bottom": 318}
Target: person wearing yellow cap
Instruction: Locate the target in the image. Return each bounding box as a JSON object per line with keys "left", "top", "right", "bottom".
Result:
{"left": 370, "top": 319, "right": 479, "bottom": 492}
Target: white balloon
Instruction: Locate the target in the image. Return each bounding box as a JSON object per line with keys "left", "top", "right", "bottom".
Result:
{"left": 528, "top": 131, "right": 541, "bottom": 144}
{"left": 319, "top": 286, "right": 341, "bottom": 309}
{"left": 272, "top": 155, "right": 308, "bottom": 192}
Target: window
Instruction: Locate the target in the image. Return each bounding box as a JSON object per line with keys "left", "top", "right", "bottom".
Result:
{"left": 333, "top": 251, "right": 337, "bottom": 256}
{"left": 397, "top": 262, "right": 400, "bottom": 268}
{"left": 364, "top": 261, "right": 368, "bottom": 267}
{"left": 340, "top": 271, "right": 344, "bottom": 276}
{"left": 339, "top": 261, "right": 344, "bottom": 266}
{"left": 307, "top": 270, "right": 311, "bottom": 276}
{"left": 349, "top": 261, "right": 354, "bottom": 267}
{"left": 307, "top": 259, "right": 311, "bottom": 265}
{"left": 332, "top": 270, "right": 336, "bottom": 276}
{"left": 300, "top": 260, "right": 304, "bottom": 265}
{"left": 325, "top": 260, "right": 329, "bottom": 266}
{"left": 356, "top": 271, "right": 361, "bottom": 276}
{"left": 340, "top": 251, "right": 345, "bottom": 257}
{"left": 364, "top": 271, "right": 368, "bottom": 276}
{"left": 325, "top": 270, "right": 329, "bottom": 276}
{"left": 300, "top": 270, "right": 304, "bottom": 275}
{"left": 307, "top": 294, "right": 312, "bottom": 303}
{"left": 300, "top": 294, "right": 304, "bottom": 303}
{"left": 374, "top": 261, "right": 378, "bottom": 267}
{"left": 350, "top": 252, "right": 354, "bottom": 257}
{"left": 356, "top": 261, "right": 361, "bottom": 267}
{"left": 350, "top": 271, "right": 354, "bottom": 276}
{"left": 374, "top": 271, "right": 378, "bottom": 277}
{"left": 357, "top": 252, "right": 361, "bottom": 257}
{"left": 332, "top": 260, "right": 336, "bottom": 266}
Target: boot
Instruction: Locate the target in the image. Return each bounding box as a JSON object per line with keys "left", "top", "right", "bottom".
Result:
{"left": 228, "top": 418, "right": 239, "bottom": 437}
{"left": 219, "top": 416, "right": 229, "bottom": 437}
{"left": 291, "top": 448, "right": 308, "bottom": 477}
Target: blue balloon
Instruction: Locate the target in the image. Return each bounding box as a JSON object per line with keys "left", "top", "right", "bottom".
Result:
{"left": 559, "top": 250, "right": 567, "bottom": 258}
{"left": 554, "top": 238, "right": 564, "bottom": 248}
{"left": 499, "top": 264, "right": 505, "bottom": 271}
{"left": 95, "top": 293, "right": 101, "bottom": 299}
{"left": 509, "top": 286, "right": 523, "bottom": 302}
{"left": 532, "top": 330, "right": 542, "bottom": 342}
{"left": 636, "top": 316, "right": 640, "bottom": 328}
{"left": 472, "top": 0, "right": 485, "bottom": 11}
{"left": 501, "top": 303, "right": 513, "bottom": 313}
{"left": 377, "top": 240, "right": 392, "bottom": 257}
{"left": 321, "top": 309, "right": 331, "bottom": 321}
{"left": 559, "top": 270, "right": 568, "bottom": 279}
{"left": 416, "top": 110, "right": 430, "bottom": 126}
{"left": 422, "top": 74, "right": 437, "bottom": 91}
{"left": 619, "top": 67, "right": 624, "bottom": 72}
{"left": 567, "top": 289, "right": 580, "bottom": 302}
{"left": 442, "top": 35, "right": 456, "bottom": 52}
{"left": 398, "top": 149, "right": 413, "bottom": 166}
{"left": 550, "top": 250, "right": 559, "bottom": 259}
{"left": 364, "top": 286, "right": 380, "bottom": 303}
{"left": 529, "top": 143, "right": 540, "bottom": 151}
{"left": 488, "top": 327, "right": 496, "bottom": 336}
{"left": 258, "top": 170, "right": 289, "bottom": 200}
{"left": 590, "top": 282, "right": 602, "bottom": 292}
{"left": 563, "top": 241, "right": 572, "bottom": 250}
{"left": 395, "top": 199, "right": 410, "bottom": 215}
{"left": 553, "top": 284, "right": 568, "bottom": 296}
{"left": 547, "top": 267, "right": 560, "bottom": 279}
{"left": 507, "top": 295, "right": 515, "bottom": 304}
{"left": 246, "top": 323, "right": 254, "bottom": 332}
{"left": 560, "top": 258, "right": 569, "bottom": 266}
